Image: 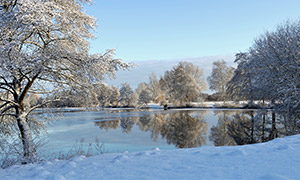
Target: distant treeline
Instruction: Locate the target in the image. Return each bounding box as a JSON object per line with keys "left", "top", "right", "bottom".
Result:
{"left": 40, "top": 61, "right": 234, "bottom": 108}
{"left": 22, "top": 20, "right": 300, "bottom": 116}
{"left": 27, "top": 60, "right": 241, "bottom": 108}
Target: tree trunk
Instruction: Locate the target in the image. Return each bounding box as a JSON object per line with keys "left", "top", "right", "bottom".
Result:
{"left": 262, "top": 111, "right": 266, "bottom": 142}
{"left": 268, "top": 111, "right": 278, "bottom": 140}
{"left": 222, "top": 112, "right": 227, "bottom": 145}
{"left": 250, "top": 111, "right": 254, "bottom": 144}
{"left": 222, "top": 87, "right": 226, "bottom": 105}
{"left": 16, "top": 113, "right": 37, "bottom": 164}
{"left": 13, "top": 75, "right": 39, "bottom": 163}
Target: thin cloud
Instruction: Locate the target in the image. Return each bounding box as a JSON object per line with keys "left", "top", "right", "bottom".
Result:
{"left": 106, "top": 55, "right": 235, "bottom": 90}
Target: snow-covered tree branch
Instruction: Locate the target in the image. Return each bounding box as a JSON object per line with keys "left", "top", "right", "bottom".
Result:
{"left": 228, "top": 20, "right": 300, "bottom": 115}
{"left": 0, "top": 0, "right": 132, "bottom": 163}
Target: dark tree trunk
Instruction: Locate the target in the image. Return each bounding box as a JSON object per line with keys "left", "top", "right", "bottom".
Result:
{"left": 268, "top": 111, "right": 278, "bottom": 140}
{"left": 262, "top": 111, "right": 266, "bottom": 142}
{"left": 250, "top": 111, "right": 254, "bottom": 144}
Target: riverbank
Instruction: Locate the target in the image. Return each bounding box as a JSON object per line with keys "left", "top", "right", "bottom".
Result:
{"left": 1, "top": 134, "right": 299, "bottom": 179}
{"left": 149, "top": 101, "right": 268, "bottom": 110}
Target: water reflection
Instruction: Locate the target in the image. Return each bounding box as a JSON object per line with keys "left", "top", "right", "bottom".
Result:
{"left": 94, "top": 111, "right": 208, "bottom": 148}
{"left": 159, "top": 112, "right": 208, "bottom": 148}
{"left": 210, "top": 110, "right": 237, "bottom": 146}
{"left": 120, "top": 117, "right": 136, "bottom": 133}
{"left": 210, "top": 110, "right": 300, "bottom": 146}
{"left": 95, "top": 120, "right": 120, "bottom": 131}
{"left": 93, "top": 109, "right": 300, "bottom": 150}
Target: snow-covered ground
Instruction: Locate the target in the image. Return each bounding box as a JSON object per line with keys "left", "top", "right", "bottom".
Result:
{"left": 1, "top": 135, "right": 300, "bottom": 180}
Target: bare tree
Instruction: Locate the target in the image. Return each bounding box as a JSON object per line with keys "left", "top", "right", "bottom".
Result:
{"left": 207, "top": 60, "right": 234, "bottom": 103}
{"left": 0, "top": 0, "right": 131, "bottom": 163}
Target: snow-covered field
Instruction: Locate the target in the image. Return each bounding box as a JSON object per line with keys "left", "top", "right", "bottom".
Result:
{"left": 1, "top": 135, "right": 300, "bottom": 180}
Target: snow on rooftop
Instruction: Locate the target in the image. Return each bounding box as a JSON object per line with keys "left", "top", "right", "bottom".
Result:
{"left": 1, "top": 135, "right": 300, "bottom": 180}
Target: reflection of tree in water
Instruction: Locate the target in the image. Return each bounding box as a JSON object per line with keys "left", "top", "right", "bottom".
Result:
{"left": 137, "top": 114, "right": 153, "bottom": 131}
{"left": 135, "top": 112, "right": 208, "bottom": 148}
{"left": 227, "top": 112, "right": 256, "bottom": 145}
{"left": 95, "top": 116, "right": 138, "bottom": 133}
{"left": 277, "top": 112, "right": 300, "bottom": 136}
{"left": 151, "top": 114, "right": 168, "bottom": 141}
{"left": 211, "top": 111, "right": 266, "bottom": 146}
{"left": 120, "top": 116, "right": 138, "bottom": 133}
{"left": 137, "top": 114, "right": 169, "bottom": 141}
{"left": 210, "top": 110, "right": 300, "bottom": 146}
{"left": 160, "top": 112, "right": 208, "bottom": 148}
{"left": 96, "top": 109, "right": 139, "bottom": 133}
{"left": 94, "top": 119, "right": 120, "bottom": 131}
{"left": 94, "top": 109, "right": 300, "bottom": 148}
{"left": 210, "top": 110, "right": 237, "bottom": 146}
{"left": 94, "top": 110, "right": 208, "bottom": 149}
{"left": 136, "top": 113, "right": 168, "bottom": 140}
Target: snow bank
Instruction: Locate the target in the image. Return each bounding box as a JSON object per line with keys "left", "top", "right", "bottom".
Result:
{"left": 1, "top": 135, "right": 300, "bottom": 180}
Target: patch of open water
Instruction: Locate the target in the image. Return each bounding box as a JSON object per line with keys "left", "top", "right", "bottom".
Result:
{"left": 38, "top": 108, "right": 294, "bottom": 156}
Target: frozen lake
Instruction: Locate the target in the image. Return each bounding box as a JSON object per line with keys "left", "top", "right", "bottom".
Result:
{"left": 39, "top": 108, "right": 294, "bottom": 156}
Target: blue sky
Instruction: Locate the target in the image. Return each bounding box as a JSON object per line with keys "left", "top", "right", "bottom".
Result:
{"left": 86, "top": 0, "right": 300, "bottom": 63}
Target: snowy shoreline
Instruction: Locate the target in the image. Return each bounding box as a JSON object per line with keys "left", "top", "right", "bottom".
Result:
{"left": 1, "top": 134, "right": 300, "bottom": 180}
